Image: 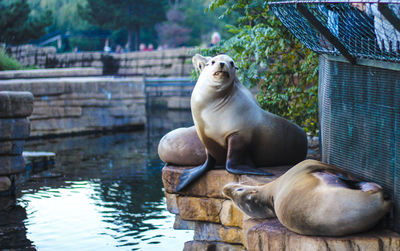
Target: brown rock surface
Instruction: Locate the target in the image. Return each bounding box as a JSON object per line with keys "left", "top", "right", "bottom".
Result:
{"left": 162, "top": 165, "right": 239, "bottom": 198}
{"left": 165, "top": 192, "right": 179, "bottom": 215}
{"left": 163, "top": 164, "right": 400, "bottom": 250}
{"left": 162, "top": 164, "right": 292, "bottom": 198}
{"left": 177, "top": 196, "right": 223, "bottom": 223}
{"left": 243, "top": 218, "right": 400, "bottom": 251}
{"left": 194, "top": 222, "right": 243, "bottom": 244}
{"left": 183, "top": 241, "right": 245, "bottom": 251}
{"left": 220, "top": 200, "right": 244, "bottom": 228}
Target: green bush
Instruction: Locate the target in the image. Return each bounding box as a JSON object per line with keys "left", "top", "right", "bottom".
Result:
{"left": 199, "top": 0, "right": 319, "bottom": 136}
{"left": 0, "top": 50, "right": 23, "bottom": 71}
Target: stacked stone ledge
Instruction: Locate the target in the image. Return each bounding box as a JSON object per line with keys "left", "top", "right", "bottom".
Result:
{"left": 5, "top": 45, "right": 194, "bottom": 78}
{"left": 162, "top": 165, "right": 400, "bottom": 251}
{"left": 0, "top": 91, "right": 34, "bottom": 193}
{"left": 0, "top": 77, "right": 146, "bottom": 137}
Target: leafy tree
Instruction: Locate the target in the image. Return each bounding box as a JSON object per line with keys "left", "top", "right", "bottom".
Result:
{"left": 0, "top": 0, "right": 52, "bottom": 45}
{"left": 156, "top": 7, "right": 191, "bottom": 48}
{"left": 203, "top": 0, "right": 319, "bottom": 135}
{"left": 178, "top": 0, "right": 238, "bottom": 46}
{"left": 0, "top": 49, "right": 22, "bottom": 70}
{"left": 78, "top": 0, "right": 168, "bottom": 51}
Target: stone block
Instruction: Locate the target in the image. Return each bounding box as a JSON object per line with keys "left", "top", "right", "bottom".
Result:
{"left": 219, "top": 226, "right": 244, "bottom": 244}
{"left": 173, "top": 215, "right": 196, "bottom": 230}
{"left": 0, "top": 91, "right": 34, "bottom": 118}
{"left": 220, "top": 200, "right": 244, "bottom": 228}
{"left": 183, "top": 241, "right": 245, "bottom": 251}
{"left": 177, "top": 196, "right": 223, "bottom": 223}
{"left": 31, "top": 106, "right": 82, "bottom": 120}
{"left": 162, "top": 165, "right": 238, "bottom": 198}
{"left": 29, "top": 81, "right": 66, "bottom": 96}
{"left": 167, "top": 96, "right": 191, "bottom": 109}
{"left": 194, "top": 222, "right": 223, "bottom": 242}
{"left": 0, "top": 140, "right": 25, "bottom": 155}
{"left": 0, "top": 176, "right": 11, "bottom": 192}
{"left": 108, "top": 106, "right": 140, "bottom": 118}
{"left": 194, "top": 221, "right": 243, "bottom": 244}
{"left": 243, "top": 218, "right": 400, "bottom": 251}
{"left": 0, "top": 118, "right": 30, "bottom": 140}
{"left": 183, "top": 64, "right": 194, "bottom": 75}
{"left": 165, "top": 192, "right": 179, "bottom": 214}
{"left": 0, "top": 156, "right": 25, "bottom": 175}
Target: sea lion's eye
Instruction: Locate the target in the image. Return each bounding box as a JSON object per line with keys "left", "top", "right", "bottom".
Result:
{"left": 211, "top": 61, "right": 215, "bottom": 65}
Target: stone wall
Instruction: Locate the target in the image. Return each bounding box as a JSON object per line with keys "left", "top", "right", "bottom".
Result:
{"left": 0, "top": 68, "right": 102, "bottom": 80}
{"left": 5, "top": 45, "right": 194, "bottom": 77}
{"left": 0, "top": 91, "right": 34, "bottom": 193}
{"left": 162, "top": 165, "right": 400, "bottom": 251}
{"left": 0, "top": 77, "right": 145, "bottom": 137}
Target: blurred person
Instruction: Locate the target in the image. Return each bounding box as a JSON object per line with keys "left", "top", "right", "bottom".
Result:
{"left": 139, "top": 43, "right": 147, "bottom": 51}
{"left": 115, "top": 45, "right": 123, "bottom": 53}
{"left": 104, "top": 39, "right": 112, "bottom": 53}
{"left": 124, "top": 43, "right": 130, "bottom": 52}
{"left": 148, "top": 44, "right": 154, "bottom": 51}
{"left": 209, "top": 32, "right": 221, "bottom": 47}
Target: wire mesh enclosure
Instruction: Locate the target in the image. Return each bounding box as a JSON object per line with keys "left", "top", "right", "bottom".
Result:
{"left": 319, "top": 55, "right": 400, "bottom": 231}
{"left": 270, "top": 1, "right": 400, "bottom": 63}
{"left": 269, "top": 0, "right": 400, "bottom": 232}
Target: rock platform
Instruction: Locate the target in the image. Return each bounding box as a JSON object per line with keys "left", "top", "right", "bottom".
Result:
{"left": 162, "top": 164, "right": 400, "bottom": 251}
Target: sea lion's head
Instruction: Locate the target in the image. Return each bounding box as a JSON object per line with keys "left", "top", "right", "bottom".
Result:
{"left": 223, "top": 183, "right": 275, "bottom": 219}
{"left": 192, "top": 54, "right": 236, "bottom": 86}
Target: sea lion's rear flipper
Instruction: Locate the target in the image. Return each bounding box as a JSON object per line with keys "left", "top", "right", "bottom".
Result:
{"left": 175, "top": 154, "right": 216, "bottom": 192}
{"left": 225, "top": 134, "right": 274, "bottom": 176}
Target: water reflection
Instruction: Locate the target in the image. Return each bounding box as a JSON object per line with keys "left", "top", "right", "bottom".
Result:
{"left": 0, "top": 197, "right": 34, "bottom": 250}
{"left": 11, "top": 108, "right": 194, "bottom": 250}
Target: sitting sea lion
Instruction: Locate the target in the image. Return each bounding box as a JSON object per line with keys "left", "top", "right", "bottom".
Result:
{"left": 175, "top": 54, "right": 308, "bottom": 192}
{"left": 223, "top": 159, "right": 391, "bottom": 236}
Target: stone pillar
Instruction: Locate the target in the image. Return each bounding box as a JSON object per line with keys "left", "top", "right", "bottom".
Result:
{"left": 0, "top": 91, "right": 34, "bottom": 194}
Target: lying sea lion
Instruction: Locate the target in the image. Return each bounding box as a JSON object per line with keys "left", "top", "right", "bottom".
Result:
{"left": 175, "top": 54, "right": 308, "bottom": 192}
{"left": 223, "top": 159, "right": 391, "bottom": 236}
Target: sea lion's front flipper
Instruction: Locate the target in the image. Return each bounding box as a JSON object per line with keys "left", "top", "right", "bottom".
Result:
{"left": 225, "top": 134, "right": 274, "bottom": 176}
{"left": 175, "top": 154, "right": 216, "bottom": 192}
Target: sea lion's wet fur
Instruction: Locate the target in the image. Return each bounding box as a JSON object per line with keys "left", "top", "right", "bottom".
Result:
{"left": 158, "top": 127, "right": 206, "bottom": 166}
{"left": 169, "top": 54, "right": 308, "bottom": 191}
{"left": 223, "top": 159, "right": 391, "bottom": 236}
{"left": 191, "top": 54, "right": 307, "bottom": 167}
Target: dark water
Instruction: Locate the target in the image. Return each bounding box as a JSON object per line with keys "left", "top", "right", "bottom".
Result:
{"left": 3, "top": 109, "right": 194, "bottom": 250}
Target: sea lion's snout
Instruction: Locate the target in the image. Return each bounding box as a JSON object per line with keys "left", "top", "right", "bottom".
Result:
{"left": 223, "top": 183, "right": 239, "bottom": 199}
{"left": 213, "top": 71, "right": 230, "bottom": 78}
